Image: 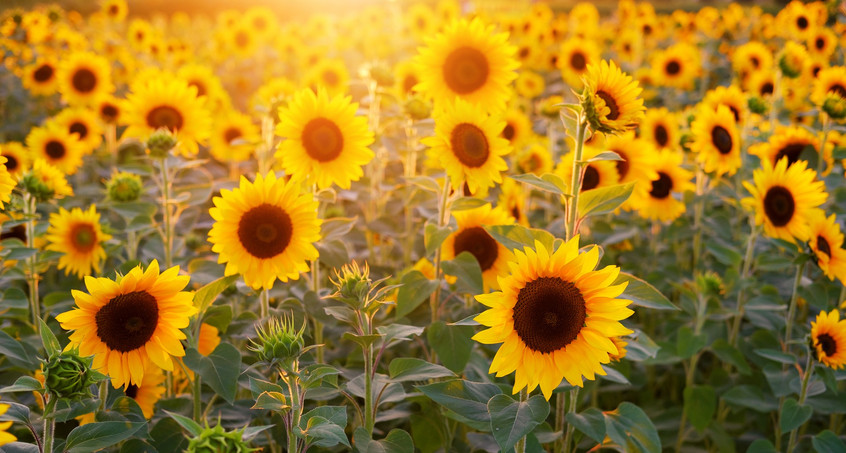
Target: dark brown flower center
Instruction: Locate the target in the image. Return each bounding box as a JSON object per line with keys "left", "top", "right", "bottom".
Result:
{"left": 817, "top": 333, "right": 837, "bottom": 357}
{"left": 237, "top": 203, "right": 293, "bottom": 259}
{"left": 188, "top": 81, "right": 207, "bottom": 97}
{"left": 649, "top": 172, "right": 673, "bottom": 199}
{"left": 402, "top": 75, "right": 418, "bottom": 94}
{"left": 796, "top": 16, "right": 808, "bottom": 30}
{"left": 71, "top": 68, "right": 97, "bottom": 93}
{"left": 511, "top": 205, "right": 521, "bottom": 220}
{"left": 728, "top": 106, "right": 740, "bottom": 122}
{"left": 829, "top": 84, "right": 846, "bottom": 98}
{"left": 570, "top": 52, "right": 587, "bottom": 71}
{"left": 665, "top": 60, "right": 681, "bottom": 75}
{"left": 101, "top": 104, "right": 119, "bottom": 122}
{"left": 763, "top": 185, "right": 795, "bottom": 227}
{"left": 3, "top": 154, "right": 18, "bottom": 172}
{"left": 450, "top": 123, "right": 489, "bottom": 168}
{"left": 1, "top": 224, "right": 26, "bottom": 242}
{"left": 442, "top": 46, "right": 490, "bottom": 95}
{"left": 612, "top": 149, "right": 630, "bottom": 179}
{"left": 711, "top": 125, "right": 733, "bottom": 154}
{"left": 125, "top": 384, "right": 139, "bottom": 399}
{"left": 751, "top": 56, "right": 760, "bottom": 69}
{"left": 70, "top": 223, "right": 97, "bottom": 253}
{"left": 582, "top": 166, "right": 600, "bottom": 191}
{"left": 69, "top": 121, "right": 88, "bottom": 139}
{"left": 775, "top": 143, "right": 808, "bottom": 166}
{"left": 45, "top": 140, "right": 66, "bottom": 159}
{"left": 34, "top": 64, "right": 54, "bottom": 82}
{"left": 146, "top": 106, "right": 184, "bottom": 131}
{"left": 302, "top": 117, "right": 344, "bottom": 162}
{"left": 761, "top": 82, "right": 774, "bottom": 96}
{"left": 96, "top": 290, "right": 159, "bottom": 352}
{"left": 513, "top": 277, "right": 586, "bottom": 353}
{"left": 502, "top": 123, "right": 516, "bottom": 141}
{"left": 815, "top": 37, "right": 825, "bottom": 50}
{"left": 234, "top": 31, "right": 249, "bottom": 48}
{"left": 817, "top": 235, "right": 831, "bottom": 258}
{"left": 453, "top": 226, "right": 498, "bottom": 271}
{"left": 223, "top": 127, "right": 242, "bottom": 144}
{"left": 596, "top": 90, "right": 620, "bottom": 121}
{"left": 322, "top": 69, "right": 339, "bottom": 86}
{"left": 518, "top": 47, "right": 530, "bottom": 59}
{"left": 655, "top": 124, "right": 669, "bottom": 147}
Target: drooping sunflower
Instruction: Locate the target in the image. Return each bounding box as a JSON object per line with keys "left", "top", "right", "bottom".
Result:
{"left": 557, "top": 37, "right": 601, "bottom": 91}
{"left": 275, "top": 88, "right": 374, "bottom": 190}
{"left": 810, "top": 310, "right": 846, "bottom": 370}
{"left": 442, "top": 204, "right": 513, "bottom": 291}
{"left": 811, "top": 66, "right": 846, "bottom": 107}
{"left": 0, "top": 157, "right": 14, "bottom": 210}
{"left": 124, "top": 364, "right": 165, "bottom": 419}
{"left": 582, "top": 60, "right": 645, "bottom": 135}
{"left": 45, "top": 205, "right": 112, "bottom": 278}
{"left": 422, "top": 97, "right": 511, "bottom": 195}
{"left": 0, "top": 142, "right": 29, "bottom": 177}
{"left": 22, "top": 58, "right": 59, "bottom": 97}
{"left": 26, "top": 124, "right": 86, "bottom": 175}
{"left": 639, "top": 107, "right": 679, "bottom": 150}
{"left": 749, "top": 126, "right": 824, "bottom": 170}
{"left": 53, "top": 108, "right": 104, "bottom": 154}
{"left": 650, "top": 43, "right": 700, "bottom": 90}
{"left": 474, "top": 237, "right": 633, "bottom": 400}
{"left": 57, "top": 51, "right": 114, "bottom": 106}
{"left": 808, "top": 211, "right": 846, "bottom": 282}
{"left": 742, "top": 159, "right": 827, "bottom": 243}
{"left": 0, "top": 398, "right": 16, "bottom": 446}
{"left": 56, "top": 260, "right": 197, "bottom": 389}
{"left": 630, "top": 149, "right": 695, "bottom": 222}
{"left": 692, "top": 105, "right": 741, "bottom": 177}
{"left": 209, "top": 110, "right": 260, "bottom": 163}
{"left": 124, "top": 77, "right": 211, "bottom": 157}
{"left": 208, "top": 172, "right": 321, "bottom": 290}
{"left": 415, "top": 17, "right": 518, "bottom": 112}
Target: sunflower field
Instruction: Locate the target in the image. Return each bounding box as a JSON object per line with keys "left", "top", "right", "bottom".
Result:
{"left": 1, "top": 0, "right": 846, "bottom": 451}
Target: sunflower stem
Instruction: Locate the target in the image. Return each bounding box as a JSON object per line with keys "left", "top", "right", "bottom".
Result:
{"left": 783, "top": 261, "right": 807, "bottom": 352}
{"left": 565, "top": 116, "right": 587, "bottom": 241}
{"left": 97, "top": 380, "right": 108, "bottom": 413}
{"left": 554, "top": 391, "right": 565, "bottom": 452}
{"left": 515, "top": 388, "right": 528, "bottom": 453}
{"left": 363, "top": 340, "right": 375, "bottom": 435}
{"left": 41, "top": 396, "right": 56, "bottom": 453}
{"left": 193, "top": 372, "right": 202, "bottom": 423}
{"left": 691, "top": 167, "right": 705, "bottom": 274}
{"left": 260, "top": 287, "right": 270, "bottom": 320}
{"left": 728, "top": 219, "right": 759, "bottom": 349}
{"left": 817, "top": 114, "right": 830, "bottom": 175}
{"left": 430, "top": 174, "right": 452, "bottom": 329}
{"left": 769, "top": 69, "right": 782, "bottom": 132}
{"left": 283, "top": 365, "right": 301, "bottom": 453}
{"left": 562, "top": 387, "right": 580, "bottom": 453}
{"left": 24, "top": 192, "right": 41, "bottom": 334}
{"left": 403, "top": 117, "right": 418, "bottom": 268}
{"left": 785, "top": 352, "right": 814, "bottom": 453}
{"left": 158, "top": 156, "right": 173, "bottom": 269}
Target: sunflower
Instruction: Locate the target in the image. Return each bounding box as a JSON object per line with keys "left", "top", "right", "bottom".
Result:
{"left": 21, "top": 159, "right": 73, "bottom": 201}
{"left": 422, "top": 97, "right": 511, "bottom": 195}
{"left": 811, "top": 66, "right": 846, "bottom": 107}
{"left": 415, "top": 17, "right": 518, "bottom": 112}
{"left": 557, "top": 37, "right": 601, "bottom": 90}
{"left": 808, "top": 211, "right": 846, "bottom": 282}
{"left": 692, "top": 105, "right": 741, "bottom": 177}
{"left": 582, "top": 60, "right": 645, "bottom": 135}
{"left": 0, "top": 399, "right": 16, "bottom": 446}
{"left": 650, "top": 43, "right": 700, "bottom": 90}
{"left": 45, "top": 205, "right": 111, "bottom": 278}
{"left": 395, "top": 60, "right": 422, "bottom": 99}
{"left": 127, "top": 19, "right": 154, "bottom": 51}
{"left": 0, "top": 157, "right": 14, "bottom": 211}
{"left": 502, "top": 108, "right": 533, "bottom": 149}
{"left": 514, "top": 70, "right": 545, "bottom": 100}
{"left": 101, "top": 0, "right": 128, "bottom": 22}
{"left": 749, "top": 126, "right": 824, "bottom": 169}
{"left": 124, "top": 77, "right": 211, "bottom": 157}
{"left": 275, "top": 88, "right": 374, "bottom": 190}
{"left": 701, "top": 85, "right": 747, "bottom": 125}
{"left": 555, "top": 147, "right": 620, "bottom": 193}
{"left": 57, "top": 51, "right": 114, "bottom": 106}
{"left": 95, "top": 95, "right": 124, "bottom": 126}
{"left": 209, "top": 110, "right": 260, "bottom": 163}
{"left": 732, "top": 41, "right": 773, "bottom": 77}
{"left": 807, "top": 27, "right": 837, "bottom": 59}
{"left": 53, "top": 108, "right": 103, "bottom": 154}
{"left": 177, "top": 64, "right": 228, "bottom": 109}
{"left": 473, "top": 237, "right": 633, "bottom": 400}
{"left": 56, "top": 260, "right": 197, "bottom": 389}
{"left": 26, "top": 125, "right": 86, "bottom": 175}
{"left": 514, "top": 141, "right": 553, "bottom": 176}
{"left": 442, "top": 204, "right": 513, "bottom": 291}
{"left": 604, "top": 132, "right": 659, "bottom": 186}
{"left": 224, "top": 22, "right": 258, "bottom": 58}
{"left": 630, "top": 149, "right": 694, "bottom": 222}
{"left": 22, "top": 57, "right": 59, "bottom": 97}
{"left": 640, "top": 107, "right": 679, "bottom": 150}
{"left": 778, "top": 41, "right": 810, "bottom": 79}
{"left": 197, "top": 323, "right": 221, "bottom": 356}
{"left": 304, "top": 58, "right": 349, "bottom": 97}
{"left": 810, "top": 310, "right": 846, "bottom": 370}
{"left": 0, "top": 142, "right": 29, "bottom": 178}
{"left": 747, "top": 71, "right": 775, "bottom": 98}
{"left": 405, "top": 3, "right": 437, "bottom": 41}
{"left": 742, "top": 159, "right": 827, "bottom": 243}
{"left": 498, "top": 178, "right": 529, "bottom": 227}
{"left": 208, "top": 172, "right": 321, "bottom": 290}
{"left": 124, "top": 364, "right": 165, "bottom": 419}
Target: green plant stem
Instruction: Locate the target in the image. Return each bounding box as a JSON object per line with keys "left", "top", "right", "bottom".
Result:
{"left": 402, "top": 118, "right": 418, "bottom": 268}
{"left": 429, "top": 174, "right": 452, "bottom": 327}
{"left": 193, "top": 373, "right": 202, "bottom": 423}
{"left": 363, "top": 342, "right": 375, "bottom": 435}
{"left": 42, "top": 396, "right": 56, "bottom": 453}
{"left": 562, "top": 387, "right": 580, "bottom": 453}
{"left": 259, "top": 114, "right": 274, "bottom": 176}
{"left": 692, "top": 168, "right": 705, "bottom": 273}
{"left": 783, "top": 261, "right": 806, "bottom": 352}
{"left": 728, "top": 220, "right": 759, "bottom": 348}
{"left": 817, "top": 114, "right": 829, "bottom": 175}
{"left": 311, "top": 259, "right": 324, "bottom": 364}
{"left": 677, "top": 293, "right": 707, "bottom": 452}
{"left": 284, "top": 366, "right": 301, "bottom": 453}
{"left": 23, "top": 193, "right": 41, "bottom": 333}
{"left": 785, "top": 354, "right": 814, "bottom": 452}
{"left": 769, "top": 70, "right": 781, "bottom": 131}
{"left": 554, "top": 392, "right": 565, "bottom": 452}
{"left": 97, "top": 381, "right": 108, "bottom": 413}
{"left": 159, "top": 157, "right": 173, "bottom": 269}
{"left": 515, "top": 388, "right": 528, "bottom": 453}
{"left": 565, "top": 116, "right": 587, "bottom": 241}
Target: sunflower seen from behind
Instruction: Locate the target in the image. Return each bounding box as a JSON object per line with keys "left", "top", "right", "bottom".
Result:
{"left": 581, "top": 60, "right": 645, "bottom": 135}
{"left": 692, "top": 105, "right": 741, "bottom": 177}
{"left": 473, "top": 238, "right": 633, "bottom": 400}
{"left": 56, "top": 260, "right": 197, "bottom": 389}
{"left": 742, "top": 158, "right": 827, "bottom": 243}
{"left": 45, "top": 205, "right": 111, "bottom": 279}
{"left": 811, "top": 310, "right": 846, "bottom": 370}
{"left": 208, "top": 172, "right": 321, "bottom": 290}
{"left": 415, "top": 17, "right": 518, "bottom": 112}
{"left": 442, "top": 204, "right": 513, "bottom": 291}
{"left": 275, "top": 88, "right": 374, "bottom": 190}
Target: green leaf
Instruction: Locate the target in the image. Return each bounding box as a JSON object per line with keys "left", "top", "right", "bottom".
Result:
{"left": 342, "top": 332, "right": 383, "bottom": 350}
{"left": 0, "top": 402, "right": 31, "bottom": 425}
{"left": 583, "top": 151, "right": 623, "bottom": 163}
{"left": 487, "top": 394, "right": 550, "bottom": 452}
{"left": 510, "top": 173, "right": 568, "bottom": 195}
{"left": 298, "top": 416, "right": 350, "bottom": 448}
{"left": 389, "top": 358, "right": 456, "bottom": 382}
{"left": 451, "top": 197, "right": 489, "bottom": 212}
{"left": 684, "top": 385, "right": 716, "bottom": 432}
{"left": 604, "top": 402, "right": 661, "bottom": 453}
{"left": 150, "top": 417, "right": 189, "bottom": 453}
{"left": 320, "top": 216, "right": 358, "bottom": 243}
{"left": 202, "top": 304, "right": 233, "bottom": 334}
{"left": 395, "top": 270, "right": 438, "bottom": 319}
{"left": 64, "top": 421, "right": 146, "bottom": 453}
{"left": 614, "top": 273, "right": 679, "bottom": 310}
{"left": 251, "top": 391, "right": 289, "bottom": 412}
{"left": 353, "top": 427, "right": 415, "bottom": 453}
{"left": 182, "top": 342, "right": 241, "bottom": 404}
{"left": 192, "top": 275, "right": 238, "bottom": 313}
{"left": 300, "top": 364, "right": 341, "bottom": 389}
{"left": 377, "top": 324, "right": 424, "bottom": 347}
{"left": 406, "top": 176, "right": 440, "bottom": 193}
{"left": 424, "top": 223, "right": 453, "bottom": 256}
{"left": 707, "top": 243, "right": 742, "bottom": 267}
{"left": 302, "top": 406, "right": 347, "bottom": 428}
{"left": 779, "top": 398, "right": 813, "bottom": 432}
{"left": 676, "top": 326, "right": 709, "bottom": 359}
{"left": 812, "top": 430, "right": 846, "bottom": 453}
{"left": 755, "top": 349, "right": 796, "bottom": 365}
{"left": 711, "top": 340, "right": 752, "bottom": 375}
{"left": 566, "top": 408, "right": 606, "bottom": 444}
{"left": 426, "top": 322, "right": 474, "bottom": 373}
{"left": 417, "top": 380, "right": 502, "bottom": 424}
{"left": 39, "top": 319, "right": 61, "bottom": 357}
{"left": 577, "top": 182, "right": 635, "bottom": 218}
{"left": 484, "top": 224, "right": 555, "bottom": 253}
{"left": 164, "top": 410, "right": 203, "bottom": 437}
{"left": 722, "top": 386, "right": 779, "bottom": 412}
{"left": 0, "top": 376, "right": 43, "bottom": 393}
{"left": 746, "top": 439, "right": 777, "bottom": 453}
{"left": 441, "top": 252, "right": 483, "bottom": 296}
{"left": 0, "top": 330, "right": 38, "bottom": 368}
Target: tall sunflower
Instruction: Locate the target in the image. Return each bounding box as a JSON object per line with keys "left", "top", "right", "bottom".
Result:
{"left": 808, "top": 211, "right": 846, "bottom": 282}
{"left": 304, "top": 58, "right": 350, "bottom": 97}
{"left": 56, "top": 260, "right": 197, "bottom": 389}
{"left": 812, "top": 66, "right": 846, "bottom": 107}
{"left": 701, "top": 85, "right": 747, "bottom": 125}
{"left": 582, "top": 60, "right": 645, "bottom": 135}
{"left": 422, "top": 98, "right": 511, "bottom": 195}
{"left": 742, "top": 159, "right": 827, "bottom": 243}
{"left": 26, "top": 124, "right": 86, "bottom": 175}
{"left": 57, "top": 51, "right": 114, "bottom": 106}
{"left": 0, "top": 157, "right": 14, "bottom": 210}
{"left": 45, "top": 205, "right": 112, "bottom": 278}
{"left": 811, "top": 310, "right": 846, "bottom": 370}
{"left": 749, "top": 126, "right": 824, "bottom": 169}
{"left": 123, "top": 77, "right": 212, "bottom": 158}
{"left": 692, "top": 105, "right": 741, "bottom": 177}
{"left": 650, "top": 43, "right": 700, "bottom": 90}
{"left": 415, "top": 17, "right": 518, "bottom": 112}
{"left": 208, "top": 172, "right": 321, "bottom": 290}
{"left": 53, "top": 108, "right": 104, "bottom": 154}
{"left": 275, "top": 88, "right": 374, "bottom": 190}
{"left": 473, "top": 238, "right": 633, "bottom": 400}
{"left": 209, "top": 109, "right": 260, "bottom": 163}
{"left": 0, "top": 142, "right": 29, "bottom": 178}
{"left": 630, "top": 149, "right": 694, "bottom": 222}
{"left": 442, "top": 204, "right": 513, "bottom": 291}
{"left": 639, "top": 108, "right": 679, "bottom": 150}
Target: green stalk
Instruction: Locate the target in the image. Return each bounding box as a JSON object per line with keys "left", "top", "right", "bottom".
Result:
{"left": 363, "top": 342, "right": 374, "bottom": 435}
{"left": 515, "top": 388, "right": 528, "bottom": 453}
{"left": 285, "top": 367, "right": 301, "bottom": 453}
{"left": 565, "top": 117, "right": 587, "bottom": 241}
{"left": 817, "top": 114, "right": 830, "bottom": 175}
{"left": 97, "top": 381, "right": 108, "bottom": 413}
{"left": 42, "top": 396, "right": 56, "bottom": 453}
{"left": 728, "top": 220, "right": 759, "bottom": 348}
{"left": 691, "top": 168, "right": 705, "bottom": 273}
{"left": 783, "top": 261, "right": 806, "bottom": 352}
{"left": 260, "top": 288, "right": 270, "bottom": 320}
{"left": 312, "top": 259, "right": 324, "bottom": 364}
{"left": 785, "top": 353, "right": 814, "bottom": 452}
{"left": 23, "top": 193, "right": 41, "bottom": 333}
{"left": 159, "top": 157, "right": 173, "bottom": 269}
{"left": 561, "top": 387, "right": 580, "bottom": 453}
{"left": 677, "top": 293, "right": 708, "bottom": 451}
{"left": 193, "top": 372, "right": 202, "bottom": 422}
{"left": 429, "top": 175, "right": 452, "bottom": 327}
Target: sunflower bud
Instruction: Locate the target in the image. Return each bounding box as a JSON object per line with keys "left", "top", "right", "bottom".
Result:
{"left": 404, "top": 97, "right": 431, "bottom": 121}
{"left": 186, "top": 422, "right": 257, "bottom": 453}
{"left": 328, "top": 261, "right": 373, "bottom": 310}
{"left": 695, "top": 271, "right": 725, "bottom": 299}
{"left": 822, "top": 94, "right": 846, "bottom": 121}
{"left": 42, "top": 349, "right": 100, "bottom": 400}
{"left": 105, "top": 171, "right": 143, "bottom": 203}
{"left": 146, "top": 129, "right": 177, "bottom": 159}
{"left": 778, "top": 43, "right": 807, "bottom": 79}
{"left": 748, "top": 96, "right": 768, "bottom": 115}
{"left": 21, "top": 172, "right": 52, "bottom": 202}
{"left": 369, "top": 63, "right": 394, "bottom": 87}
{"left": 249, "top": 316, "right": 306, "bottom": 371}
